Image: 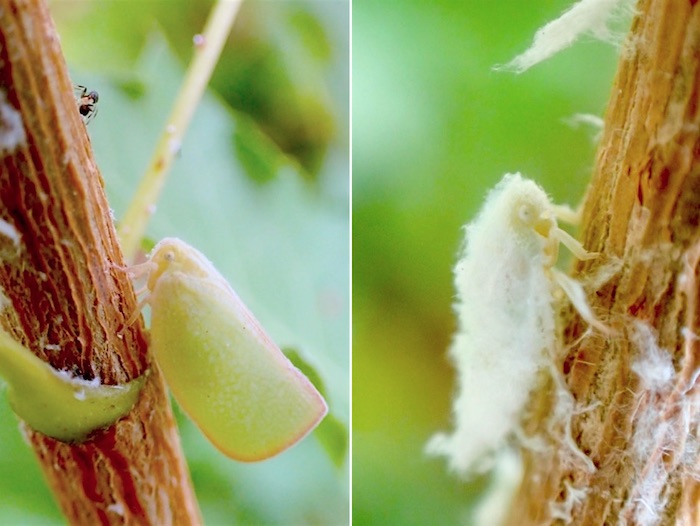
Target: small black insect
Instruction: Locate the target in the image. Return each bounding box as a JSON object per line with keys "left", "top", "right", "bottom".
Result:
{"left": 74, "top": 85, "right": 99, "bottom": 123}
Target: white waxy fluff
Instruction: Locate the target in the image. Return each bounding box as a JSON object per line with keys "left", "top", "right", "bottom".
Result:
{"left": 472, "top": 448, "right": 524, "bottom": 526}
{"left": 427, "top": 173, "right": 598, "bottom": 476}
{"left": 501, "top": 0, "right": 634, "bottom": 73}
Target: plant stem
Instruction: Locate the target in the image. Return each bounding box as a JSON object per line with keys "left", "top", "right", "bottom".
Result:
{"left": 505, "top": 1, "right": 700, "bottom": 523}
{"left": 118, "top": 0, "right": 243, "bottom": 261}
{"left": 0, "top": 0, "right": 201, "bottom": 522}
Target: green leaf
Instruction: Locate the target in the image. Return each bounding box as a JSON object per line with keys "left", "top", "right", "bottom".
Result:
{"left": 315, "top": 412, "right": 349, "bottom": 470}
{"left": 233, "top": 113, "right": 288, "bottom": 184}
{"left": 284, "top": 346, "right": 348, "bottom": 468}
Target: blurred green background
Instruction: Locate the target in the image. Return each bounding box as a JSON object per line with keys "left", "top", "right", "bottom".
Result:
{"left": 0, "top": 1, "right": 348, "bottom": 524}
{"left": 353, "top": 1, "right": 623, "bottom": 525}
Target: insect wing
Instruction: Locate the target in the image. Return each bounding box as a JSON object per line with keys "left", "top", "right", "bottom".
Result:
{"left": 149, "top": 269, "right": 327, "bottom": 461}
{"left": 72, "top": 84, "right": 87, "bottom": 99}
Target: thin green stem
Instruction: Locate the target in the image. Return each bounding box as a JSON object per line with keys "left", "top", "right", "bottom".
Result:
{"left": 118, "top": 0, "right": 243, "bottom": 261}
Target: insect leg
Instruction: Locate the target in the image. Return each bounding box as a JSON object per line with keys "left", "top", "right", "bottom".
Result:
{"left": 552, "top": 268, "right": 613, "bottom": 335}
{"left": 73, "top": 84, "right": 87, "bottom": 98}
{"left": 552, "top": 227, "right": 599, "bottom": 261}
{"left": 550, "top": 204, "right": 582, "bottom": 225}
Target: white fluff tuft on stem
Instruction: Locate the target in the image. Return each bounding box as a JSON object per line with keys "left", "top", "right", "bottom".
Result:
{"left": 499, "top": 0, "right": 634, "bottom": 73}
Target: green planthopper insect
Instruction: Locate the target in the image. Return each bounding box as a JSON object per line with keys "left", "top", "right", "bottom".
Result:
{"left": 144, "top": 237, "right": 328, "bottom": 461}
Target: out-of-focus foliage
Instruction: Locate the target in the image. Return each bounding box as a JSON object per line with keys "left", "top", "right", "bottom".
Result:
{"left": 55, "top": 0, "right": 345, "bottom": 181}
{"left": 0, "top": 1, "right": 348, "bottom": 525}
{"left": 353, "top": 1, "right": 621, "bottom": 524}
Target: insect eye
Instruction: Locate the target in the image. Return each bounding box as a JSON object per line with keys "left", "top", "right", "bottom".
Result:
{"left": 88, "top": 91, "right": 99, "bottom": 103}
{"left": 516, "top": 203, "right": 536, "bottom": 226}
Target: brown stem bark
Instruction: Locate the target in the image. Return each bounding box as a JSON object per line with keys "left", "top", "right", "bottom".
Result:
{"left": 0, "top": 0, "right": 201, "bottom": 523}
{"left": 506, "top": 1, "right": 700, "bottom": 525}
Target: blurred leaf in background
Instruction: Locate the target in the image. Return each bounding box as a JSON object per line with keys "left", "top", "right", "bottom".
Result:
{"left": 0, "top": 1, "right": 348, "bottom": 524}
{"left": 353, "top": 1, "right": 621, "bottom": 525}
